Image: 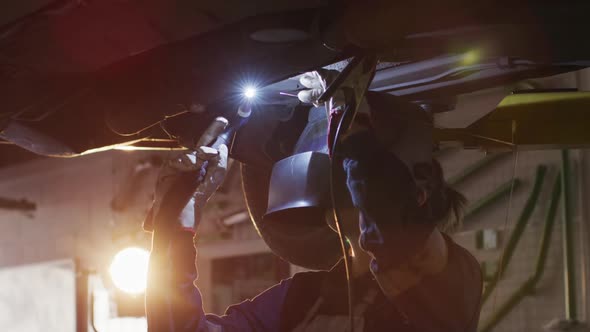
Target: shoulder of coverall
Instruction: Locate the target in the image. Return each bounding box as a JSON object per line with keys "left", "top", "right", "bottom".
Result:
{"left": 279, "top": 270, "right": 328, "bottom": 331}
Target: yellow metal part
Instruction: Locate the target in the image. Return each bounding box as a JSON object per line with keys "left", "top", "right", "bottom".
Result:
{"left": 435, "top": 91, "right": 590, "bottom": 151}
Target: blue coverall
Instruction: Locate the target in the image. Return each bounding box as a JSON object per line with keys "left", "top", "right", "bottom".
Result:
{"left": 145, "top": 229, "right": 482, "bottom": 331}
{"left": 145, "top": 143, "right": 483, "bottom": 331}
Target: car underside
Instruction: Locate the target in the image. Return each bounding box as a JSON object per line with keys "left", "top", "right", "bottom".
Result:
{"left": 2, "top": 1, "right": 590, "bottom": 165}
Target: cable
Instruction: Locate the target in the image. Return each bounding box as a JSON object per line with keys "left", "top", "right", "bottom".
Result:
{"left": 329, "top": 105, "right": 356, "bottom": 332}
{"left": 491, "top": 120, "right": 519, "bottom": 313}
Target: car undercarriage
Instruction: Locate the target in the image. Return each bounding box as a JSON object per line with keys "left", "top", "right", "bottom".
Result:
{"left": 2, "top": 1, "right": 590, "bottom": 164}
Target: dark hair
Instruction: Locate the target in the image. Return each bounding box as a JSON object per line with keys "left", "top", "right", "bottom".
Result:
{"left": 412, "top": 158, "right": 467, "bottom": 233}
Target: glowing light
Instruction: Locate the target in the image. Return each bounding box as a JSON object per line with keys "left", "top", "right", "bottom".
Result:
{"left": 244, "top": 86, "right": 257, "bottom": 99}
{"left": 109, "top": 247, "right": 150, "bottom": 295}
{"left": 462, "top": 50, "right": 480, "bottom": 66}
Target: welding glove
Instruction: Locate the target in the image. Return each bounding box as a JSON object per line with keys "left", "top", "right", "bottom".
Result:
{"left": 297, "top": 70, "right": 344, "bottom": 109}
{"left": 144, "top": 119, "right": 228, "bottom": 233}
{"left": 297, "top": 71, "right": 327, "bottom": 106}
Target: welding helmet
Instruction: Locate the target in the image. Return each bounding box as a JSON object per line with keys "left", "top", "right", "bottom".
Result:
{"left": 336, "top": 92, "right": 441, "bottom": 270}
{"left": 242, "top": 106, "right": 343, "bottom": 270}
{"left": 243, "top": 93, "right": 435, "bottom": 270}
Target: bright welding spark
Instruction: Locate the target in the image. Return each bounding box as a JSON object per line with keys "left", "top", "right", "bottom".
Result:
{"left": 244, "top": 87, "right": 257, "bottom": 99}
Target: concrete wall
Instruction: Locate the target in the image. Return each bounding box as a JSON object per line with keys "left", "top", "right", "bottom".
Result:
{"left": 0, "top": 152, "right": 120, "bottom": 270}
{"left": 435, "top": 69, "right": 590, "bottom": 331}
{"left": 0, "top": 148, "right": 272, "bottom": 315}
{"left": 444, "top": 149, "right": 587, "bottom": 331}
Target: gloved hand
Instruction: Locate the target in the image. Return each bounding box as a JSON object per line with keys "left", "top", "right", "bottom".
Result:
{"left": 297, "top": 71, "right": 327, "bottom": 106}
{"left": 144, "top": 118, "right": 229, "bottom": 233}
{"left": 297, "top": 70, "right": 343, "bottom": 109}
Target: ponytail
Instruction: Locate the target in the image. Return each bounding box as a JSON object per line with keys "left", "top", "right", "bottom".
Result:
{"left": 439, "top": 185, "right": 468, "bottom": 232}
{"left": 413, "top": 159, "right": 467, "bottom": 233}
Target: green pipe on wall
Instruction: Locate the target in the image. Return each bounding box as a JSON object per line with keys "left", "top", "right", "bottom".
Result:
{"left": 561, "top": 150, "right": 577, "bottom": 321}
{"left": 481, "top": 165, "right": 547, "bottom": 304}
{"left": 448, "top": 154, "right": 506, "bottom": 186}
{"left": 464, "top": 179, "right": 521, "bottom": 220}
{"left": 479, "top": 173, "right": 561, "bottom": 332}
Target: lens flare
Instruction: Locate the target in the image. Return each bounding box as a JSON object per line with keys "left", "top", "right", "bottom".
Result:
{"left": 109, "top": 247, "right": 150, "bottom": 295}
{"left": 462, "top": 49, "right": 480, "bottom": 66}
{"left": 244, "top": 87, "right": 257, "bottom": 99}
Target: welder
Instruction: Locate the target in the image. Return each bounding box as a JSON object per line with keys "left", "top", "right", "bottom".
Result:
{"left": 143, "top": 72, "right": 483, "bottom": 331}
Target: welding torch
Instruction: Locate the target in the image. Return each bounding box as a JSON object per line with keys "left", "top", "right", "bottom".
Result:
{"left": 208, "top": 105, "right": 251, "bottom": 150}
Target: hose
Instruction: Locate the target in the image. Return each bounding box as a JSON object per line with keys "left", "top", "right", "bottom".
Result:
{"left": 329, "top": 104, "right": 358, "bottom": 332}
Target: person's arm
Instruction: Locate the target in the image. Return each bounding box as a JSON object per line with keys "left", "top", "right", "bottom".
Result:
{"left": 146, "top": 228, "right": 204, "bottom": 331}
{"left": 144, "top": 132, "right": 290, "bottom": 331}
{"left": 146, "top": 225, "right": 291, "bottom": 332}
